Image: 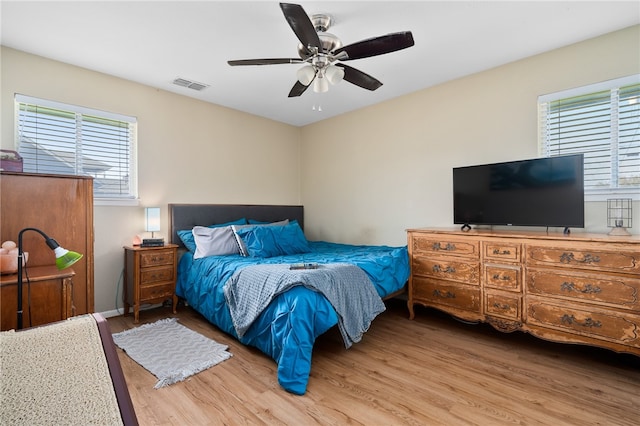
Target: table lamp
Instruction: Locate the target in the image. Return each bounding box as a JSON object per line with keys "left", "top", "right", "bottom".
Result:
{"left": 17, "top": 227, "right": 83, "bottom": 329}
{"left": 145, "top": 207, "right": 161, "bottom": 238}
{"left": 142, "top": 207, "right": 164, "bottom": 247}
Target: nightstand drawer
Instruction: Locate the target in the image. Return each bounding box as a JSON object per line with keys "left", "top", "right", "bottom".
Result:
{"left": 140, "top": 250, "right": 175, "bottom": 268}
{"left": 140, "top": 266, "right": 174, "bottom": 285}
{"left": 140, "top": 283, "right": 174, "bottom": 301}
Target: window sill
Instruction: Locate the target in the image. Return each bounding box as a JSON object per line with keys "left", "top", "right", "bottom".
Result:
{"left": 585, "top": 190, "right": 639, "bottom": 202}
{"left": 95, "top": 198, "right": 140, "bottom": 207}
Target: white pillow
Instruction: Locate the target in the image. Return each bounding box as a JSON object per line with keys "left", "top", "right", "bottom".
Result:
{"left": 193, "top": 226, "right": 240, "bottom": 259}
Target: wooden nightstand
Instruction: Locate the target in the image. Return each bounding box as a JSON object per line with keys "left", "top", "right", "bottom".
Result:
{"left": 123, "top": 244, "right": 178, "bottom": 323}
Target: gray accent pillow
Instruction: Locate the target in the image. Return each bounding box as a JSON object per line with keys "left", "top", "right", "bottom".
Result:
{"left": 193, "top": 226, "right": 240, "bottom": 259}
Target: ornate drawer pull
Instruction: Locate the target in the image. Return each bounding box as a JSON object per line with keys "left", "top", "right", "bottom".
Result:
{"left": 433, "top": 289, "right": 456, "bottom": 299}
{"left": 433, "top": 264, "right": 456, "bottom": 273}
{"left": 433, "top": 242, "right": 456, "bottom": 251}
{"left": 493, "top": 302, "right": 511, "bottom": 310}
{"left": 559, "top": 252, "right": 600, "bottom": 264}
{"left": 560, "top": 281, "right": 602, "bottom": 294}
{"left": 560, "top": 314, "right": 602, "bottom": 328}
{"left": 492, "top": 249, "right": 511, "bottom": 255}
{"left": 492, "top": 274, "right": 511, "bottom": 281}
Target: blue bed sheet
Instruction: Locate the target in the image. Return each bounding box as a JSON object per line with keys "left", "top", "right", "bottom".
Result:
{"left": 175, "top": 241, "right": 409, "bottom": 394}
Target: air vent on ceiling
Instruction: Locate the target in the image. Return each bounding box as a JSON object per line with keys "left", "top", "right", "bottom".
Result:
{"left": 172, "top": 77, "right": 209, "bottom": 91}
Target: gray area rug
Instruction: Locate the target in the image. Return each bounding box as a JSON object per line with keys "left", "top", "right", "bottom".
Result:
{"left": 112, "top": 318, "right": 232, "bottom": 388}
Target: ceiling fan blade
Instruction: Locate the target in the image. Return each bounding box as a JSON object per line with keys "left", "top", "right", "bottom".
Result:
{"left": 288, "top": 80, "right": 311, "bottom": 97}
{"left": 280, "top": 3, "right": 321, "bottom": 50}
{"left": 228, "top": 58, "right": 302, "bottom": 66}
{"left": 334, "top": 31, "right": 414, "bottom": 61}
{"left": 336, "top": 64, "right": 382, "bottom": 91}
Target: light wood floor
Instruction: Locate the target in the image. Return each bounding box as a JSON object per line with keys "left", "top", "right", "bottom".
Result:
{"left": 107, "top": 299, "right": 640, "bottom": 425}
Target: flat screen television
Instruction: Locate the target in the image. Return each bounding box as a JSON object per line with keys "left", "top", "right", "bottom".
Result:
{"left": 453, "top": 154, "right": 584, "bottom": 231}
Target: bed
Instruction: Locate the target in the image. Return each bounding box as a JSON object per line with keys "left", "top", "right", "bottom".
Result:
{"left": 169, "top": 203, "right": 410, "bottom": 395}
{"left": 0, "top": 313, "right": 138, "bottom": 425}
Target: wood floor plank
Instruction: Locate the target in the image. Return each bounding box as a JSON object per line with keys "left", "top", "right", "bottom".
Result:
{"left": 107, "top": 299, "right": 640, "bottom": 425}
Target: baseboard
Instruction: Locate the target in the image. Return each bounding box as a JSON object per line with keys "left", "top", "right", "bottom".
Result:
{"left": 99, "top": 303, "right": 163, "bottom": 319}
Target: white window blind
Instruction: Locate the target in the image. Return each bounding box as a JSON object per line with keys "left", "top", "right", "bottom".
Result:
{"left": 15, "top": 95, "right": 137, "bottom": 200}
{"left": 538, "top": 75, "right": 640, "bottom": 198}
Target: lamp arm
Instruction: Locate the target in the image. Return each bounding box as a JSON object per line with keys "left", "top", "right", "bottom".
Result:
{"left": 16, "top": 227, "right": 59, "bottom": 330}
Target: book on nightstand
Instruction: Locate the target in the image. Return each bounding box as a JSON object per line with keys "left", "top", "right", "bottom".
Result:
{"left": 141, "top": 238, "right": 165, "bottom": 247}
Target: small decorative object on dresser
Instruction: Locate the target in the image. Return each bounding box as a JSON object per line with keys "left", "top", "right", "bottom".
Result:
{"left": 607, "top": 198, "right": 633, "bottom": 236}
{"left": 407, "top": 228, "right": 640, "bottom": 356}
{"left": 123, "top": 244, "right": 178, "bottom": 323}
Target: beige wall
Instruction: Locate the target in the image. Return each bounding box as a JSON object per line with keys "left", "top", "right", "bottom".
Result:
{"left": 2, "top": 25, "right": 639, "bottom": 314}
{"left": 1, "top": 46, "right": 302, "bottom": 313}
{"left": 301, "top": 25, "right": 640, "bottom": 245}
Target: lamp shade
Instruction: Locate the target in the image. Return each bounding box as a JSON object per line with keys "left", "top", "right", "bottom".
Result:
{"left": 313, "top": 75, "right": 329, "bottom": 93}
{"left": 325, "top": 65, "right": 345, "bottom": 85}
{"left": 145, "top": 207, "right": 161, "bottom": 232}
{"left": 297, "top": 65, "right": 316, "bottom": 86}
{"left": 53, "top": 246, "right": 83, "bottom": 270}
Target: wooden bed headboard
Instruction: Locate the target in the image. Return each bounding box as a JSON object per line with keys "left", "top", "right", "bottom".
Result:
{"left": 168, "top": 204, "right": 304, "bottom": 248}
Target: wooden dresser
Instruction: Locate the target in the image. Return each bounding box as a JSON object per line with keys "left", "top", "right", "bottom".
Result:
{"left": 0, "top": 172, "right": 94, "bottom": 330}
{"left": 407, "top": 228, "right": 640, "bottom": 356}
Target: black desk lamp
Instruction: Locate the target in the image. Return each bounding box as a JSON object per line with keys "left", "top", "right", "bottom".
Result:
{"left": 17, "top": 227, "right": 83, "bottom": 329}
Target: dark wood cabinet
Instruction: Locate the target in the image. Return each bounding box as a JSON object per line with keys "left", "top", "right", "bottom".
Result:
{"left": 0, "top": 265, "right": 75, "bottom": 329}
{"left": 1, "top": 172, "right": 94, "bottom": 330}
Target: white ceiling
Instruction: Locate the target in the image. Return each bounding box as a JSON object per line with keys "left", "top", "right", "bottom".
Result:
{"left": 2, "top": 1, "right": 639, "bottom": 127}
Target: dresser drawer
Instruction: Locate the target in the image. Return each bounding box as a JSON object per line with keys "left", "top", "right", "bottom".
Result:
{"left": 140, "top": 249, "right": 175, "bottom": 268}
{"left": 484, "top": 265, "right": 520, "bottom": 291}
{"left": 527, "top": 269, "right": 640, "bottom": 310}
{"left": 412, "top": 256, "right": 480, "bottom": 285}
{"left": 412, "top": 277, "right": 481, "bottom": 313}
{"left": 140, "top": 266, "right": 175, "bottom": 285}
{"left": 483, "top": 241, "right": 521, "bottom": 262}
{"left": 526, "top": 245, "right": 640, "bottom": 274}
{"left": 411, "top": 235, "right": 479, "bottom": 259}
{"left": 140, "top": 282, "right": 175, "bottom": 301}
{"left": 527, "top": 299, "right": 640, "bottom": 346}
{"left": 485, "top": 291, "right": 521, "bottom": 321}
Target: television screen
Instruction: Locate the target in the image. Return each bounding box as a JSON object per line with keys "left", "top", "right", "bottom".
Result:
{"left": 453, "top": 154, "right": 584, "bottom": 228}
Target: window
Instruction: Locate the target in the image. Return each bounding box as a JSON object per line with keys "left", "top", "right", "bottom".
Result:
{"left": 538, "top": 75, "right": 640, "bottom": 200}
{"left": 15, "top": 94, "right": 137, "bottom": 203}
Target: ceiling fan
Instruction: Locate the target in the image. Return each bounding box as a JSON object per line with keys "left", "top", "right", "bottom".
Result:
{"left": 227, "top": 3, "right": 415, "bottom": 97}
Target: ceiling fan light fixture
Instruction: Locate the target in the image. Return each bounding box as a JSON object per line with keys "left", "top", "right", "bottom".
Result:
{"left": 325, "top": 65, "right": 345, "bottom": 85}
{"left": 313, "top": 74, "right": 329, "bottom": 93}
{"left": 297, "top": 65, "right": 316, "bottom": 86}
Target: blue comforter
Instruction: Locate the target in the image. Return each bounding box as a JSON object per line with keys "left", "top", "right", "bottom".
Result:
{"left": 175, "top": 241, "right": 409, "bottom": 394}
